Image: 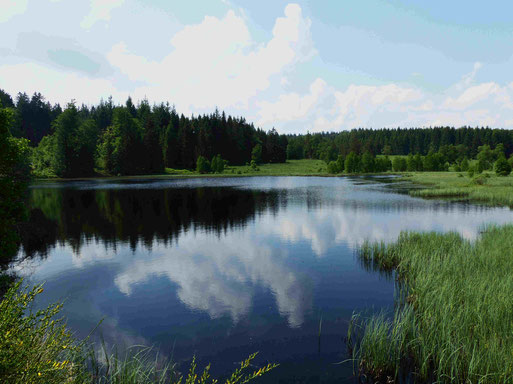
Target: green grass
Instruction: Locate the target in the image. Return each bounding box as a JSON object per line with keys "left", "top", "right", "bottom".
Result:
{"left": 167, "top": 159, "right": 328, "bottom": 177}
{"left": 404, "top": 171, "right": 513, "bottom": 206}
{"left": 0, "top": 281, "right": 277, "bottom": 384}
{"left": 350, "top": 227, "right": 513, "bottom": 383}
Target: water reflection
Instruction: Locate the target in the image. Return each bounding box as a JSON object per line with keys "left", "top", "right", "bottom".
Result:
{"left": 14, "top": 177, "right": 513, "bottom": 382}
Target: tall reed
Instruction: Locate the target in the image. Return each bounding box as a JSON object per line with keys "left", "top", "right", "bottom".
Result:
{"left": 350, "top": 226, "right": 513, "bottom": 383}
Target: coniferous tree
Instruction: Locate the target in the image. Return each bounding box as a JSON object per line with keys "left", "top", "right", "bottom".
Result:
{"left": 54, "top": 103, "right": 80, "bottom": 177}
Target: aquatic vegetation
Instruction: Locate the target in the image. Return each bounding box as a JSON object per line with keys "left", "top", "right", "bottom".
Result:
{"left": 0, "top": 281, "right": 277, "bottom": 384}
{"left": 407, "top": 172, "right": 513, "bottom": 206}
{"left": 350, "top": 227, "right": 513, "bottom": 383}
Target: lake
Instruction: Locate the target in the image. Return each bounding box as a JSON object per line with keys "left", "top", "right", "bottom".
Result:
{"left": 13, "top": 176, "right": 513, "bottom": 383}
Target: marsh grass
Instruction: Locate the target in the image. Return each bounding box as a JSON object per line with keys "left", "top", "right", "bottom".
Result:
{"left": 406, "top": 172, "right": 513, "bottom": 206}
{"left": 350, "top": 227, "right": 513, "bottom": 383}
{"left": 0, "top": 281, "right": 277, "bottom": 384}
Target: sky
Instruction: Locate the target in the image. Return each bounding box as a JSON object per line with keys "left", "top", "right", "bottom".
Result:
{"left": 2, "top": 0, "right": 513, "bottom": 133}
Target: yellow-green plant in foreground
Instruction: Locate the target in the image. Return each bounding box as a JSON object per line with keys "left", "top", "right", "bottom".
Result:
{"left": 350, "top": 226, "right": 513, "bottom": 383}
{"left": 0, "top": 281, "right": 277, "bottom": 384}
{"left": 0, "top": 282, "right": 87, "bottom": 383}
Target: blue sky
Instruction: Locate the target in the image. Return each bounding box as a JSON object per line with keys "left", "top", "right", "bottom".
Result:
{"left": 1, "top": 0, "right": 513, "bottom": 132}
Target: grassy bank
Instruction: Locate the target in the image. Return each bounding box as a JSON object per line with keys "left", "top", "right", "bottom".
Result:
{"left": 0, "top": 281, "right": 277, "bottom": 384}
{"left": 167, "top": 159, "right": 328, "bottom": 177}
{"left": 403, "top": 171, "right": 513, "bottom": 206}
{"left": 33, "top": 159, "right": 329, "bottom": 181}
{"left": 350, "top": 226, "right": 513, "bottom": 383}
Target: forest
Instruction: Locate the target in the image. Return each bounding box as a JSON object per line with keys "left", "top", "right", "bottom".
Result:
{"left": 2, "top": 88, "right": 513, "bottom": 177}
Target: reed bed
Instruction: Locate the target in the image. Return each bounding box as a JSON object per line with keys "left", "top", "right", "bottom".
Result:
{"left": 350, "top": 226, "right": 513, "bottom": 383}
{"left": 406, "top": 172, "right": 513, "bottom": 206}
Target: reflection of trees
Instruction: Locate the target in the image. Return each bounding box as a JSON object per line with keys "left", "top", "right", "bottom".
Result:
{"left": 20, "top": 186, "right": 282, "bottom": 257}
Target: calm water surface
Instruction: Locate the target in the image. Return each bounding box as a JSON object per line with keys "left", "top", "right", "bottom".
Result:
{"left": 14, "top": 176, "right": 513, "bottom": 383}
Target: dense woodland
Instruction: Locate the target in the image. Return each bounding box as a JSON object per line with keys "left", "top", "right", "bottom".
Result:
{"left": 2, "top": 88, "right": 513, "bottom": 177}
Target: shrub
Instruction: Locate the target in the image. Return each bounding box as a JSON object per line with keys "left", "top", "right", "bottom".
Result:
{"left": 495, "top": 156, "right": 512, "bottom": 176}
{"left": 211, "top": 154, "right": 224, "bottom": 173}
{"left": 392, "top": 157, "right": 407, "bottom": 172}
{"left": 0, "top": 282, "right": 87, "bottom": 384}
{"left": 0, "top": 282, "right": 277, "bottom": 384}
{"left": 196, "top": 156, "right": 211, "bottom": 174}
{"left": 327, "top": 160, "right": 340, "bottom": 174}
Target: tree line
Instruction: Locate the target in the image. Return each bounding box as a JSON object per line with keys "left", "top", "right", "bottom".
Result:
{"left": 3, "top": 88, "right": 513, "bottom": 178}
{"left": 2, "top": 89, "right": 287, "bottom": 177}
{"left": 325, "top": 143, "right": 512, "bottom": 176}
{"left": 287, "top": 127, "right": 513, "bottom": 162}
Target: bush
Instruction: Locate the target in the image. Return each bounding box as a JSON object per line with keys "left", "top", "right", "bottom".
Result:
{"left": 196, "top": 156, "right": 211, "bottom": 174}
{"left": 392, "top": 157, "right": 407, "bottom": 172}
{"left": 0, "top": 282, "right": 87, "bottom": 384}
{"left": 211, "top": 154, "right": 224, "bottom": 173}
{"left": 0, "top": 282, "right": 277, "bottom": 384}
{"left": 495, "top": 156, "right": 512, "bottom": 176}
{"left": 327, "top": 160, "right": 341, "bottom": 174}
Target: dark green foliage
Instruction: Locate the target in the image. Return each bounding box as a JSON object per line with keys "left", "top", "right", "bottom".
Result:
{"left": 477, "top": 144, "right": 493, "bottom": 172}
{"left": 392, "top": 156, "right": 407, "bottom": 172}
{"left": 53, "top": 103, "right": 93, "bottom": 177}
{"left": 361, "top": 151, "right": 375, "bottom": 173}
{"left": 210, "top": 154, "right": 225, "bottom": 173}
{"left": 460, "top": 157, "right": 469, "bottom": 171}
{"left": 8, "top": 92, "right": 288, "bottom": 177}
{"left": 374, "top": 156, "right": 392, "bottom": 172}
{"left": 196, "top": 156, "right": 211, "bottom": 174}
{"left": 406, "top": 153, "right": 424, "bottom": 172}
{"left": 251, "top": 144, "right": 262, "bottom": 164}
{"left": 8, "top": 88, "right": 513, "bottom": 177}
{"left": 422, "top": 151, "right": 445, "bottom": 171}
{"left": 98, "top": 107, "right": 143, "bottom": 175}
{"left": 142, "top": 117, "right": 164, "bottom": 173}
{"left": 327, "top": 161, "right": 339, "bottom": 174}
{"left": 495, "top": 156, "right": 511, "bottom": 176}
{"left": 0, "top": 102, "right": 31, "bottom": 264}
{"left": 11, "top": 92, "right": 54, "bottom": 146}
{"left": 344, "top": 152, "right": 360, "bottom": 173}
{"left": 0, "top": 89, "right": 14, "bottom": 108}
{"left": 32, "top": 135, "right": 57, "bottom": 177}
{"left": 286, "top": 127, "right": 513, "bottom": 164}
{"left": 286, "top": 139, "right": 304, "bottom": 159}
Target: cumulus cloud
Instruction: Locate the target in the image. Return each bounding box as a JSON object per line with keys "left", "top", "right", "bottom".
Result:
{"left": 257, "top": 78, "right": 327, "bottom": 125}
{"left": 2, "top": 1, "right": 513, "bottom": 131}
{"left": 106, "top": 3, "right": 314, "bottom": 112}
{"left": 263, "top": 67, "right": 513, "bottom": 132}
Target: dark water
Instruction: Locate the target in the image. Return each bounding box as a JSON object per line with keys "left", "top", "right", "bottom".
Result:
{"left": 14, "top": 176, "right": 513, "bottom": 383}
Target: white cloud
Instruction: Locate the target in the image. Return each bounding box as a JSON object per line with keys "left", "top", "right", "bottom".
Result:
{"left": 81, "top": 0, "right": 125, "bottom": 29}
{"left": 0, "top": 0, "right": 28, "bottom": 23}
{"left": 0, "top": 62, "right": 124, "bottom": 105}
{"left": 257, "top": 78, "right": 327, "bottom": 125}
{"left": 107, "top": 3, "right": 315, "bottom": 112}
{"left": 260, "top": 66, "right": 513, "bottom": 131}
{"left": 2, "top": 1, "right": 513, "bottom": 131}
{"left": 443, "top": 82, "right": 500, "bottom": 110}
